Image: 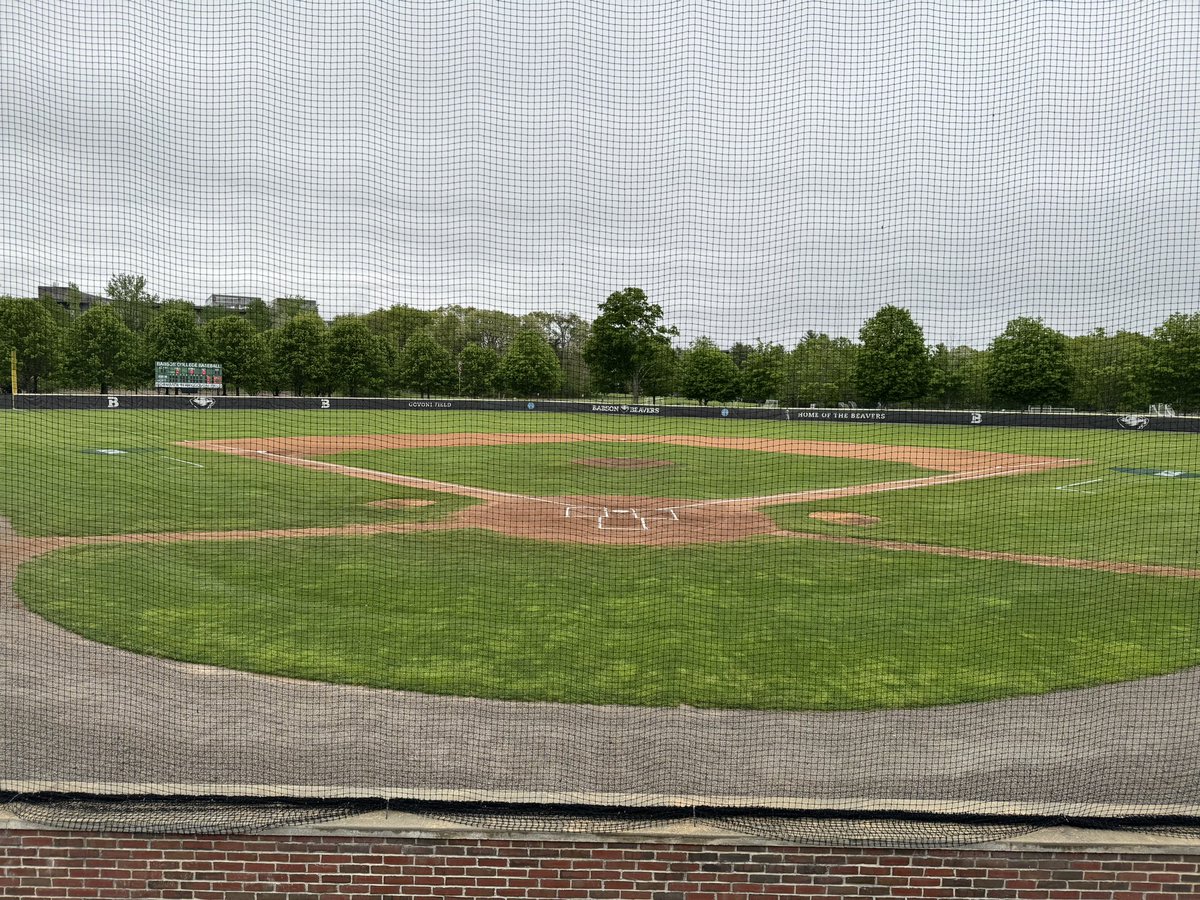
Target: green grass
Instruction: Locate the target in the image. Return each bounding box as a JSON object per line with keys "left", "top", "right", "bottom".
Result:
{"left": 767, "top": 462, "right": 1200, "bottom": 569}
{"left": 18, "top": 530, "right": 1200, "bottom": 711}
{"left": 325, "top": 441, "right": 939, "bottom": 499}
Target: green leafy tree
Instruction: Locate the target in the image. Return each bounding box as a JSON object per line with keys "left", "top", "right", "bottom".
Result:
{"left": 360, "top": 304, "right": 436, "bottom": 351}
{"left": 639, "top": 342, "right": 677, "bottom": 402}
{"left": 62, "top": 305, "right": 142, "bottom": 393}
{"left": 458, "top": 342, "right": 500, "bottom": 397}
{"left": 582, "top": 287, "right": 678, "bottom": 403}
{"left": 274, "top": 312, "right": 328, "bottom": 395}
{"left": 678, "top": 337, "right": 740, "bottom": 406}
{"left": 728, "top": 341, "right": 754, "bottom": 369}
{"left": 432, "top": 305, "right": 526, "bottom": 355}
{"left": 524, "top": 311, "right": 592, "bottom": 397}
{"left": 326, "top": 315, "right": 393, "bottom": 396}
{"left": 143, "top": 304, "right": 205, "bottom": 376}
{"left": 781, "top": 332, "right": 859, "bottom": 407}
{"left": 1068, "top": 329, "right": 1153, "bottom": 412}
{"left": 271, "top": 295, "right": 318, "bottom": 326}
{"left": 738, "top": 342, "right": 785, "bottom": 403}
{"left": 1149, "top": 313, "right": 1200, "bottom": 412}
{"left": 396, "top": 330, "right": 456, "bottom": 397}
{"left": 105, "top": 273, "right": 159, "bottom": 331}
{"left": 986, "top": 317, "right": 1071, "bottom": 409}
{"left": 0, "top": 296, "right": 63, "bottom": 392}
{"left": 924, "top": 344, "right": 990, "bottom": 409}
{"left": 203, "top": 316, "right": 264, "bottom": 395}
{"left": 257, "top": 329, "right": 287, "bottom": 395}
{"left": 855, "top": 306, "right": 931, "bottom": 406}
{"left": 499, "top": 330, "right": 562, "bottom": 397}
{"left": 243, "top": 298, "right": 273, "bottom": 332}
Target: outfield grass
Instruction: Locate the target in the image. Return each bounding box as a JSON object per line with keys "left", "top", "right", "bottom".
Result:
{"left": 326, "top": 441, "right": 940, "bottom": 500}
{"left": 18, "top": 531, "right": 1200, "bottom": 711}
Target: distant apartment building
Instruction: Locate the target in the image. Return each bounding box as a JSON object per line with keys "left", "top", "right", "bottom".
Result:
{"left": 38, "top": 285, "right": 108, "bottom": 314}
{"left": 206, "top": 294, "right": 260, "bottom": 311}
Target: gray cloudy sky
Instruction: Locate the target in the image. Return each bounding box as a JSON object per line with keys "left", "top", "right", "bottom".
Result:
{"left": 1, "top": 0, "right": 1197, "bottom": 347}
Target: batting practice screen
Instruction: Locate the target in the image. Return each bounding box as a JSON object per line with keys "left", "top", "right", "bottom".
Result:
{"left": 3, "top": 0, "right": 1200, "bottom": 838}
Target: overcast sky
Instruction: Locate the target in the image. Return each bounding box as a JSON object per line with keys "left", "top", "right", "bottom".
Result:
{"left": 1, "top": 0, "right": 1197, "bottom": 347}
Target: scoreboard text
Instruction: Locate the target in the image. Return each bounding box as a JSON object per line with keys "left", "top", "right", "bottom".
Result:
{"left": 155, "top": 362, "right": 223, "bottom": 389}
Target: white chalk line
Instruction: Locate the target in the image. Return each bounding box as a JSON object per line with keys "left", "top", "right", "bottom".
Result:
{"left": 1056, "top": 478, "right": 1104, "bottom": 494}
{"left": 162, "top": 456, "right": 205, "bottom": 469}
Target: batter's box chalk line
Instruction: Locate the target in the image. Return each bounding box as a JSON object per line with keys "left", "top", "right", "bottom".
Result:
{"left": 563, "top": 505, "right": 680, "bottom": 530}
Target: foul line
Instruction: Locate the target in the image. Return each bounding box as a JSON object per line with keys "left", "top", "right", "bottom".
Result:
{"left": 162, "top": 456, "right": 205, "bottom": 469}
{"left": 1056, "top": 478, "right": 1103, "bottom": 494}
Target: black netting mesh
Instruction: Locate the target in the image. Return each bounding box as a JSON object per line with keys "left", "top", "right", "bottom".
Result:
{"left": 3, "top": 0, "right": 1200, "bottom": 837}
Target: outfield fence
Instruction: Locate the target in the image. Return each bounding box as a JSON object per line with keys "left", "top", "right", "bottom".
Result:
{"left": 11, "top": 393, "right": 1200, "bottom": 432}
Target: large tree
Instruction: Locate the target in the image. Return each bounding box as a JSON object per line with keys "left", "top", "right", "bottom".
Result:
{"left": 677, "top": 337, "right": 740, "bottom": 406}
{"left": 524, "top": 311, "right": 592, "bottom": 397}
{"left": 1068, "top": 328, "right": 1153, "bottom": 412}
{"left": 274, "top": 312, "right": 328, "bottom": 396}
{"left": 62, "top": 305, "right": 142, "bottom": 393}
{"left": 1149, "top": 313, "right": 1200, "bottom": 412}
{"left": 105, "top": 273, "right": 159, "bottom": 331}
{"left": 458, "top": 342, "right": 501, "bottom": 397}
{"left": 986, "top": 317, "right": 1071, "bottom": 409}
{"left": 854, "top": 305, "right": 930, "bottom": 406}
{"left": 203, "top": 315, "right": 265, "bottom": 395}
{"left": 738, "top": 342, "right": 785, "bottom": 404}
{"left": 0, "top": 296, "right": 62, "bottom": 392}
{"left": 498, "top": 330, "right": 562, "bottom": 397}
{"left": 143, "top": 304, "right": 205, "bottom": 373}
{"left": 326, "top": 315, "right": 393, "bottom": 397}
{"left": 781, "top": 332, "right": 858, "bottom": 407}
{"left": 582, "top": 287, "right": 677, "bottom": 404}
{"left": 924, "top": 343, "right": 990, "bottom": 409}
{"left": 396, "top": 330, "right": 456, "bottom": 397}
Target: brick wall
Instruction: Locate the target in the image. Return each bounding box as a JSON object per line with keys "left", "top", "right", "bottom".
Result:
{"left": 2, "top": 828, "right": 1199, "bottom": 899}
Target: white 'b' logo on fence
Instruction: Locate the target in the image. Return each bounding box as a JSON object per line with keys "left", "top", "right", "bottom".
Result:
{"left": 107, "top": 396, "right": 120, "bottom": 408}
{"left": 320, "top": 398, "right": 331, "bottom": 409}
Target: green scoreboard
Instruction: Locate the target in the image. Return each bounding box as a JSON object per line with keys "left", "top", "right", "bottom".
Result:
{"left": 155, "top": 362, "right": 223, "bottom": 389}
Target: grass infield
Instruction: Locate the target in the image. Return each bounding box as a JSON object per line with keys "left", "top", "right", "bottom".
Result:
{"left": 325, "top": 441, "right": 939, "bottom": 499}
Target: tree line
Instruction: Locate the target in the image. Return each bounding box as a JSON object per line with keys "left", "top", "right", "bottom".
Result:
{"left": 1, "top": 276, "right": 1198, "bottom": 413}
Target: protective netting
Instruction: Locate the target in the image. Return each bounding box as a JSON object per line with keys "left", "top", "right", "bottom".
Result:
{"left": 3, "top": 0, "right": 1200, "bottom": 837}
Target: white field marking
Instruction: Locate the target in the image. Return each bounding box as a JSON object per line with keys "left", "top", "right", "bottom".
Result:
{"left": 1056, "top": 478, "right": 1103, "bottom": 494}
{"left": 162, "top": 456, "right": 205, "bottom": 469}
{"left": 245, "top": 449, "right": 541, "bottom": 502}
{"left": 671, "top": 460, "right": 1076, "bottom": 511}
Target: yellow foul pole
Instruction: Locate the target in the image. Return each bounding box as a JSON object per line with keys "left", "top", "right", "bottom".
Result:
{"left": 9, "top": 349, "right": 15, "bottom": 396}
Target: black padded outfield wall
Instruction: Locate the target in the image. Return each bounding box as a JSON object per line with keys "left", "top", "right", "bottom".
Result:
{"left": 11, "top": 394, "right": 1200, "bottom": 432}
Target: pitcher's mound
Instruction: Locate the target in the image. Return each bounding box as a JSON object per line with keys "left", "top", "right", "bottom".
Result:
{"left": 368, "top": 499, "right": 438, "bottom": 509}
{"left": 575, "top": 457, "right": 674, "bottom": 469}
{"left": 809, "top": 511, "right": 881, "bottom": 526}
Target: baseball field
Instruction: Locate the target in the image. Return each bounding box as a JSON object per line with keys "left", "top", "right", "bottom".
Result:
{"left": 4, "top": 409, "right": 1199, "bottom": 711}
